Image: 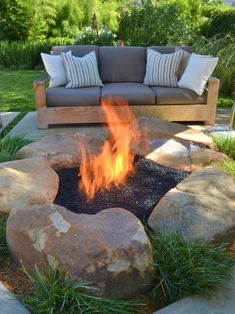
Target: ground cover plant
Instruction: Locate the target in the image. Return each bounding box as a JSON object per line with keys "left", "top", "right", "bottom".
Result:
{"left": 216, "top": 158, "right": 235, "bottom": 179}
{"left": 150, "top": 232, "right": 235, "bottom": 303}
{"left": 0, "top": 134, "right": 33, "bottom": 162}
{"left": 22, "top": 267, "right": 143, "bottom": 314}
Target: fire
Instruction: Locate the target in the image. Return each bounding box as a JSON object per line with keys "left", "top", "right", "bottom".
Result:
{"left": 79, "top": 98, "right": 140, "bottom": 201}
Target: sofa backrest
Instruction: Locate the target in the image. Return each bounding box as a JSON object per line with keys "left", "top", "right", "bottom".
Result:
{"left": 99, "top": 46, "right": 146, "bottom": 83}
{"left": 149, "top": 46, "right": 192, "bottom": 54}
{"left": 51, "top": 45, "right": 99, "bottom": 60}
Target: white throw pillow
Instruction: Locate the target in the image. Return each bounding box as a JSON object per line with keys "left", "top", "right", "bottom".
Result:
{"left": 41, "top": 51, "right": 71, "bottom": 87}
{"left": 178, "top": 53, "right": 219, "bottom": 95}
{"left": 144, "top": 49, "right": 184, "bottom": 87}
{"left": 61, "top": 51, "right": 103, "bottom": 88}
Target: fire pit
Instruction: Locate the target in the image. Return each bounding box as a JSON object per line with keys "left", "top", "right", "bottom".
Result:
{"left": 3, "top": 102, "right": 231, "bottom": 301}
{"left": 55, "top": 158, "right": 189, "bottom": 221}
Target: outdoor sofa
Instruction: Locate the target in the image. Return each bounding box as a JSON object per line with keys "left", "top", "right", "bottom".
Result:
{"left": 34, "top": 45, "right": 220, "bottom": 129}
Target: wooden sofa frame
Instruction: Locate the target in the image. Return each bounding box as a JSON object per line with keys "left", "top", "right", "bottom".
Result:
{"left": 34, "top": 76, "right": 220, "bottom": 129}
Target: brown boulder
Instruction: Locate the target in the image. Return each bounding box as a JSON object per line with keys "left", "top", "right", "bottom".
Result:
{"left": 0, "top": 157, "right": 58, "bottom": 214}
{"left": 148, "top": 167, "right": 235, "bottom": 242}
{"left": 17, "top": 134, "right": 103, "bottom": 170}
{"left": 7, "top": 204, "right": 153, "bottom": 299}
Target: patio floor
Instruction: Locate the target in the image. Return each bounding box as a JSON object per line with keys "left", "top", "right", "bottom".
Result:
{"left": 8, "top": 109, "right": 232, "bottom": 140}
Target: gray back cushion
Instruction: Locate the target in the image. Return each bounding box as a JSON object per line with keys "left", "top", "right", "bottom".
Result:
{"left": 99, "top": 46, "right": 146, "bottom": 83}
{"left": 51, "top": 45, "right": 99, "bottom": 59}
{"left": 149, "top": 46, "right": 192, "bottom": 54}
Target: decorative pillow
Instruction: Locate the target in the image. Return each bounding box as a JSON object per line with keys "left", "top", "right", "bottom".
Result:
{"left": 178, "top": 53, "right": 219, "bottom": 96}
{"left": 41, "top": 51, "right": 71, "bottom": 88}
{"left": 175, "top": 48, "right": 191, "bottom": 79}
{"left": 62, "top": 51, "right": 103, "bottom": 88}
{"left": 144, "top": 49, "right": 184, "bottom": 87}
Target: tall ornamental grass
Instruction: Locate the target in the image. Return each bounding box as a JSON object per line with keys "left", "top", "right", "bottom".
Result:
{"left": 194, "top": 36, "right": 235, "bottom": 95}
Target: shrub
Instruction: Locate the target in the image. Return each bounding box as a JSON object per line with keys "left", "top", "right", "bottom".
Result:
{"left": 75, "top": 27, "right": 115, "bottom": 46}
{"left": 22, "top": 267, "right": 143, "bottom": 314}
{"left": 212, "top": 134, "right": 235, "bottom": 160}
{"left": 200, "top": 6, "right": 235, "bottom": 38}
{"left": 118, "top": 0, "right": 200, "bottom": 46}
{"left": 193, "top": 36, "right": 235, "bottom": 95}
{"left": 0, "top": 38, "right": 74, "bottom": 69}
{"left": 151, "top": 232, "right": 234, "bottom": 303}
{"left": 0, "top": 215, "right": 8, "bottom": 261}
{"left": 0, "top": 135, "right": 33, "bottom": 162}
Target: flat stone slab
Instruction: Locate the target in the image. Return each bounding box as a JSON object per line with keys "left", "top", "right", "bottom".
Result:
{"left": 9, "top": 112, "right": 107, "bottom": 140}
{"left": 0, "top": 157, "right": 58, "bottom": 213}
{"left": 149, "top": 166, "right": 235, "bottom": 242}
{"left": 153, "top": 267, "right": 235, "bottom": 314}
{"left": 131, "top": 117, "right": 213, "bottom": 146}
{"left": 18, "top": 133, "right": 103, "bottom": 170}
{"left": 0, "top": 282, "right": 30, "bottom": 314}
{"left": 7, "top": 204, "right": 153, "bottom": 299}
{"left": 0, "top": 112, "right": 19, "bottom": 133}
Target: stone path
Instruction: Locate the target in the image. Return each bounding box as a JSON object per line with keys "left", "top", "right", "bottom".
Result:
{"left": 9, "top": 109, "right": 232, "bottom": 140}
{"left": 153, "top": 267, "right": 235, "bottom": 314}
{"left": 0, "top": 282, "right": 30, "bottom": 314}
{"left": 0, "top": 112, "right": 19, "bottom": 133}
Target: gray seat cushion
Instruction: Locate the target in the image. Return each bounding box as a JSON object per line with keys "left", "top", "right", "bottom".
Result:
{"left": 46, "top": 87, "right": 101, "bottom": 107}
{"left": 101, "top": 83, "right": 155, "bottom": 105}
{"left": 99, "top": 47, "right": 146, "bottom": 83}
{"left": 151, "top": 87, "right": 207, "bottom": 105}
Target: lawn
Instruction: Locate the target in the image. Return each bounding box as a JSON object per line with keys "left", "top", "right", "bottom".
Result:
{"left": 0, "top": 70, "right": 44, "bottom": 112}
{"left": 0, "top": 70, "right": 233, "bottom": 112}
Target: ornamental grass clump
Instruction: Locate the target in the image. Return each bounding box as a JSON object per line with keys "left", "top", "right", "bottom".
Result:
{"left": 0, "top": 135, "right": 33, "bottom": 162}
{"left": 212, "top": 134, "right": 235, "bottom": 160}
{"left": 216, "top": 158, "right": 235, "bottom": 178}
{"left": 151, "top": 232, "right": 234, "bottom": 303}
{"left": 22, "top": 267, "right": 143, "bottom": 314}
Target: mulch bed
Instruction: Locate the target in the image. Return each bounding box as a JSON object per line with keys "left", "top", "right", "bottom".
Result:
{"left": 0, "top": 257, "right": 34, "bottom": 300}
{"left": 55, "top": 157, "right": 189, "bottom": 221}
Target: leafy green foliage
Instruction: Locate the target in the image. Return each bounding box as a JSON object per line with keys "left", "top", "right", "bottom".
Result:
{"left": 193, "top": 36, "right": 235, "bottom": 95}
{"left": 22, "top": 267, "right": 143, "bottom": 314}
{"left": 0, "top": 135, "right": 33, "bottom": 162}
{"left": 216, "top": 158, "right": 235, "bottom": 178}
{"left": 0, "top": 215, "right": 8, "bottom": 261}
{"left": 0, "top": 0, "right": 120, "bottom": 41}
{"left": 213, "top": 135, "right": 235, "bottom": 160}
{"left": 217, "top": 92, "right": 233, "bottom": 109}
{"left": 200, "top": 6, "right": 235, "bottom": 38}
{"left": 118, "top": 0, "right": 201, "bottom": 46}
{"left": 151, "top": 232, "right": 235, "bottom": 303}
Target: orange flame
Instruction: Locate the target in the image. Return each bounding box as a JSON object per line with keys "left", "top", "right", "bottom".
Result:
{"left": 79, "top": 97, "right": 140, "bottom": 201}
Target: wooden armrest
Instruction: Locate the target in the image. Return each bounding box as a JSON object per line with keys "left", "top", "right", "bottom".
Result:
{"left": 33, "top": 75, "right": 50, "bottom": 87}
{"left": 207, "top": 77, "right": 220, "bottom": 103}
{"left": 34, "top": 75, "right": 49, "bottom": 109}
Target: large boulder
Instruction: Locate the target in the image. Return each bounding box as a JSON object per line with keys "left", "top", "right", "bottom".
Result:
{"left": 17, "top": 134, "right": 103, "bottom": 170}
{"left": 148, "top": 167, "right": 235, "bottom": 242}
{"left": 0, "top": 157, "right": 58, "bottom": 214}
{"left": 7, "top": 204, "right": 154, "bottom": 299}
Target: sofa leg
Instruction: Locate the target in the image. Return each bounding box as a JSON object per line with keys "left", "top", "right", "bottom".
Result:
{"left": 36, "top": 108, "right": 48, "bottom": 129}
{"left": 205, "top": 119, "right": 215, "bottom": 126}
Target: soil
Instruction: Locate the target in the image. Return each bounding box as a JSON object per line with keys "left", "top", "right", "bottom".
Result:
{"left": 55, "top": 157, "right": 189, "bottom": 221}
{"left": 0, "top": 257, "right": 34, "bottom": 300}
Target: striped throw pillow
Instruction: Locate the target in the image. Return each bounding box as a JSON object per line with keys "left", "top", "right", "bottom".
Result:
{"left": 62, "top": 51, "right": 103, "bottom": 88}
{"left": 144, "top": 49, "right": 184, "bottom": 87}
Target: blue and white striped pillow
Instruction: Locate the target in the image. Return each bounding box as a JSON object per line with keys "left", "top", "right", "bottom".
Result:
{"left": 62, "top": 51, "right": 103, "bottom": 88}
{"left": 144, "top": 49, "right": 184, "bottom": 87}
